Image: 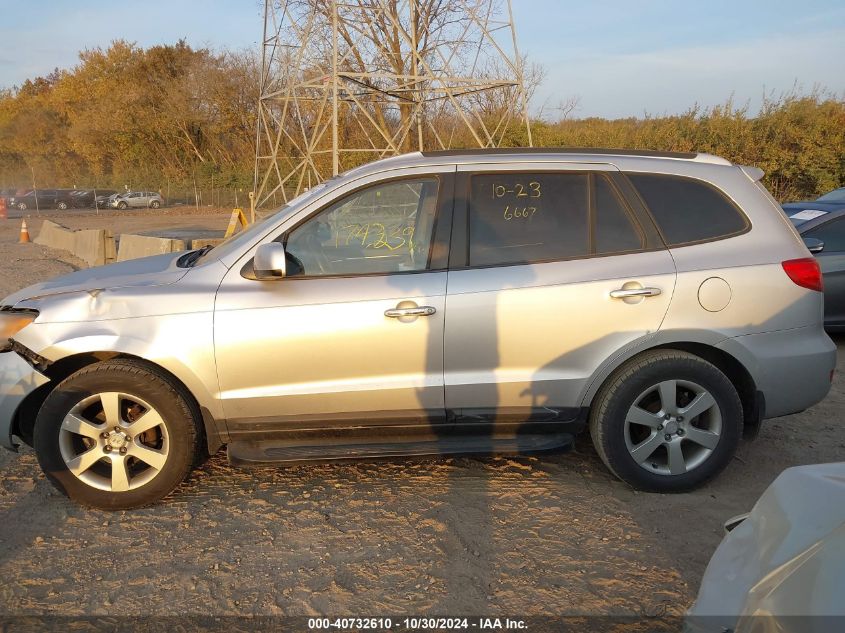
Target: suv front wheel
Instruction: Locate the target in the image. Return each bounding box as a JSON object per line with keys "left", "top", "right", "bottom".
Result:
{"left": 590, "top": 350, "right": 742, "bottom": 492}
{"left": 34, "top": 359, "right": 202, "bottom": 510}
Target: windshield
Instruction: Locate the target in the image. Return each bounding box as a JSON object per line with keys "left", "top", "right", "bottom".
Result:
{"left": 195, "top": 180, "right": 337, "bottom": 265}
{"left": 817, "top": 188, "right": 845, "bottom": 203}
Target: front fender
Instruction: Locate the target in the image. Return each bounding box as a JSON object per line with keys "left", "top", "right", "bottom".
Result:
{"left": 12, "top": 313, "right": 225, "bottom": 424}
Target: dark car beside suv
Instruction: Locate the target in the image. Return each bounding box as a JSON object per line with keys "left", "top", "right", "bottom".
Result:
{"left": 69, "top": 189, "right": 117, "bottom": 208}
{"left": 8, "top": 189, "right": 77, "bottom": 211}
{"left": 789, "top": 207, "right": 845, "bottom": 331}
{"left": 782, "top": 187, "right": 845, "bottom": 219}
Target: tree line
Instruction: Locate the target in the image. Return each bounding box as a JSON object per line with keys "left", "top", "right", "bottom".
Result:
{"left": 0, "top": 40, "right": 842, "bottom": 204}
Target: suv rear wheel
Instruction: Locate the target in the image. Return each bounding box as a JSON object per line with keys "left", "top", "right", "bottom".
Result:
{"left": 33, "top": 359, "right": 202, "bottom": 510}
{"left": 590, "top": 350, "right": 742, "bottom": 492}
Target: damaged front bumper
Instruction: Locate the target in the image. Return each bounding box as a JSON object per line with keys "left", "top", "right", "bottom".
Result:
{"left": 0, "top": 349, "right": 49, "bottom": 450}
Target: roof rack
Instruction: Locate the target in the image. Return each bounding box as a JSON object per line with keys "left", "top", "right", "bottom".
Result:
{"left": 419, "top": 147, "right": 730, "bottom": 164}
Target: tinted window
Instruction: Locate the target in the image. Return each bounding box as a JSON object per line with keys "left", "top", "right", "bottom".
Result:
{"left": 285, "top": 178, "right": 439, "bottom": 276}
{"left": 804, "top": 217, "right": 845, "bottom": 252}
{"left": 627, "top": 173, "right": 747, "bottom": 245}
{"left": 467, "top": 172, "right": 643, "bottom": 267}
{"left": 594, "top": 175, "right": 643, "bottom": 254}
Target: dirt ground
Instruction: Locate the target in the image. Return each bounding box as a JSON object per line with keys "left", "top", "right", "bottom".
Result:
{"left": 0, "top": 208, "right": 843, "bottom": 618}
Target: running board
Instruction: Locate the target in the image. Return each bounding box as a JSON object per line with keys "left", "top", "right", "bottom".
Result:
{"left": 227, "top": 432, "right": 574, "bottom": 467}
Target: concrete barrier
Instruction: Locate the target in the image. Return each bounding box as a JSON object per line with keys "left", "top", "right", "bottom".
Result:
{"left": 35, "top": 221, "right": 223, "bottom": 265}
{"left": 116, "top": 234, "right": 188, "bottom": 262}
{"left": 73, "top": 228, "right": 114, "bottom": 267}
{"left": 34, "top": 220, "right": 76, "bottom": 254}
{"left": 190, "top": 237, "right": 226, "bottom": 249}
{"left": 35, "top": 220, "right": 115, "bottom": 266}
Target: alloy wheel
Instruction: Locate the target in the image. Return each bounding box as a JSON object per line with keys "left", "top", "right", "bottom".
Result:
{"left": 624, "top": 379, "right": 722, "bottom": 476}
{"left": 58, "top": 392, "right": 169, "bottom": 492}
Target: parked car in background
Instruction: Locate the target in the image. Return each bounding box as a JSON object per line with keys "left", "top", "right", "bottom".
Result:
{"left": 782, "top": 186, "right": 845, "bottom": 218}
{"left": 54, "top": 189, "right": 82, "bottom": 210}
{"left": 789, "top": 209, "right": 845, "bottom": 331}
{"left": 7, "top": 189, "right": 60, "bottom": 211}
{"left": 687, "top": 462, "right": 845, "bottom": 632}
{"left": 0, "top": 149, "right": 835, "bottom": 510}
{"left": 111, "top": 191, "right": 163, "bottom": 209}
{"left": 71, "top": 189, "right": 117, "bottom": 208}
{"left": 95, "top": 192, "right": 121, "bottom": 209}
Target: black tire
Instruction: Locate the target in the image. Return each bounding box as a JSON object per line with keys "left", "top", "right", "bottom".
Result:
{"left": 18, "top": 202, "right": 27, "bottom": 211}
{"left": 117, "top": 201, "right": 128, "bottom": 210}
{"left": 150, "top": 200, "right": 160, "bottom": 209}
{"left": 589, "top": 350, "right": 742, "bottom": 492}
{"left": 57, "top": 201, "right": 68, "bottom": 210}
{"left": 33, "top": 359, "right": 202, "bottom": 510}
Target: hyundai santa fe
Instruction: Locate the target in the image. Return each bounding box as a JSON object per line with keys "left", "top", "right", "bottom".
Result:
{"left": 0, "top": 149, "right": 835, "bottom": 509}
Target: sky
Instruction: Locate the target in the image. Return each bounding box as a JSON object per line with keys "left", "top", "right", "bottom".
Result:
{"left": 0, "top": 0, "right": 842, "bottom": 119}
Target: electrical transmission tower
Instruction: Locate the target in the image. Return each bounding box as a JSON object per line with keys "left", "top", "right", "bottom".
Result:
{"left": 253, "top": 0, "right": 533, "bottom": 208}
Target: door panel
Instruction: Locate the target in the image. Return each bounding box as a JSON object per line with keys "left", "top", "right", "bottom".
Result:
{"left": 213, "top": 169, "right": 455, "bottom": 434}
{"left": 444, "top": 162, "right": 675, "bottom": 419}
{"left": 444, "top": 251, "right": 676, "bottom": 414}
{"left": 215, "top": 272, "right": 447, "bottom": 427}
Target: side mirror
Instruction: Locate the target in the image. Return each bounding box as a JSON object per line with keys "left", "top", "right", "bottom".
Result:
{"left": 253, "top": 242, "right": 287, "bottom": 279}
{"left": 803, "top": 237, "right": 824, "bottom": 254}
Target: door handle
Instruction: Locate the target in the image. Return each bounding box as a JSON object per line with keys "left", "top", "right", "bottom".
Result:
{"left": 384, "top": 306, "right": 436, "bottom": 318}
{"left": 610, "top": 287, "right": 662, "bottom": 299}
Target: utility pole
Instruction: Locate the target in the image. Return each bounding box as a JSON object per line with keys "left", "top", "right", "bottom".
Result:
{"left": 331, "top": 0, "right": 340, "bottom": 176}
{"left": 254, "top": 0, "right": 532, "bottom": 208}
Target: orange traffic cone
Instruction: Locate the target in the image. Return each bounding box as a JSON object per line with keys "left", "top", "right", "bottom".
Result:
{"left": 19, "top": 218, "right": 30, "bottom": 243}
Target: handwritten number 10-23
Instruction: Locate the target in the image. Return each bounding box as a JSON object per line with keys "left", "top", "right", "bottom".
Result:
{"left": 493, "top": 181, "right": 541, "bottom": 199}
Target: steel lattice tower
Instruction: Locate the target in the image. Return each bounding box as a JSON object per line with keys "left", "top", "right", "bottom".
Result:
{"left": 253, "top": 0, "right": 532, "bottom": 208}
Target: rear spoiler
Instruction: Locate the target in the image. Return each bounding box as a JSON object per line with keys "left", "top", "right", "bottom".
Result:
{"left": 739, "top": 165, "right": 765, "bottom": 182}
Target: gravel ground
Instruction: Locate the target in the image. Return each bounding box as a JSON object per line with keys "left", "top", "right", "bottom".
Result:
{"left": 0, "top": 208, "right": 843, "bottom": 617}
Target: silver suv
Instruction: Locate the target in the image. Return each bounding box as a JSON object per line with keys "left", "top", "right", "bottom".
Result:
{"left": 111, "top": 191, "right": 163, "bottom": 209}
{"left": 0, "top": 149, "right": 835, "bottom": 509}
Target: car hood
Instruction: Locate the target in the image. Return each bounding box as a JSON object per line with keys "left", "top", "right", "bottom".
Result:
{"left": 2, "top": 251, "right": 189, "bottom": 306}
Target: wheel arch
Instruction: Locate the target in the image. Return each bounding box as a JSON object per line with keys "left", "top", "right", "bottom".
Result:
{"left": 13, "top": 351, "right": 225, "bottom": 455}
{"left": 581, "top": 338, "right": 761, "bottom": 439}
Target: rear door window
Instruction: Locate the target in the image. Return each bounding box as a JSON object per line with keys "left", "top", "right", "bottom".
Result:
{"left": 626, "top": 173, "right": 748, "bottom": 246}
{"left": 467, "top": 172, "right": 644, "bottom": 267}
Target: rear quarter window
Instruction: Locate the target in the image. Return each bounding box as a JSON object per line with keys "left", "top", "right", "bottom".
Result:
{"left": 626, "top": 173, "right": 748, "bottom": 246}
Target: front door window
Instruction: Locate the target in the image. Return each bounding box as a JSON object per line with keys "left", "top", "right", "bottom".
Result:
{"left": 284, "top": 178, "right": 439, "bottom": 277}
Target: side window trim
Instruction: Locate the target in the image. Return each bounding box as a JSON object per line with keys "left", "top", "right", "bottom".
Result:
{"left": 608, "top": 172, "right": 666, "bottom": 248}
{"left": 589, "top": 172, "right": 648, "bottom": 254}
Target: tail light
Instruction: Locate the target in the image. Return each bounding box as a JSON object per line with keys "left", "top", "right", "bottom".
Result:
{"left": 782, "top": 258, "right": 823, "bottom": 292}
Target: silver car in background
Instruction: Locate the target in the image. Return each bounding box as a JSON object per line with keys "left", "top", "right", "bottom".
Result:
{"left": 0, "top": 149, "right": 835, "bottom": 509}
{"left": 111, "top": 191, "right": 163, "bottom": 209}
